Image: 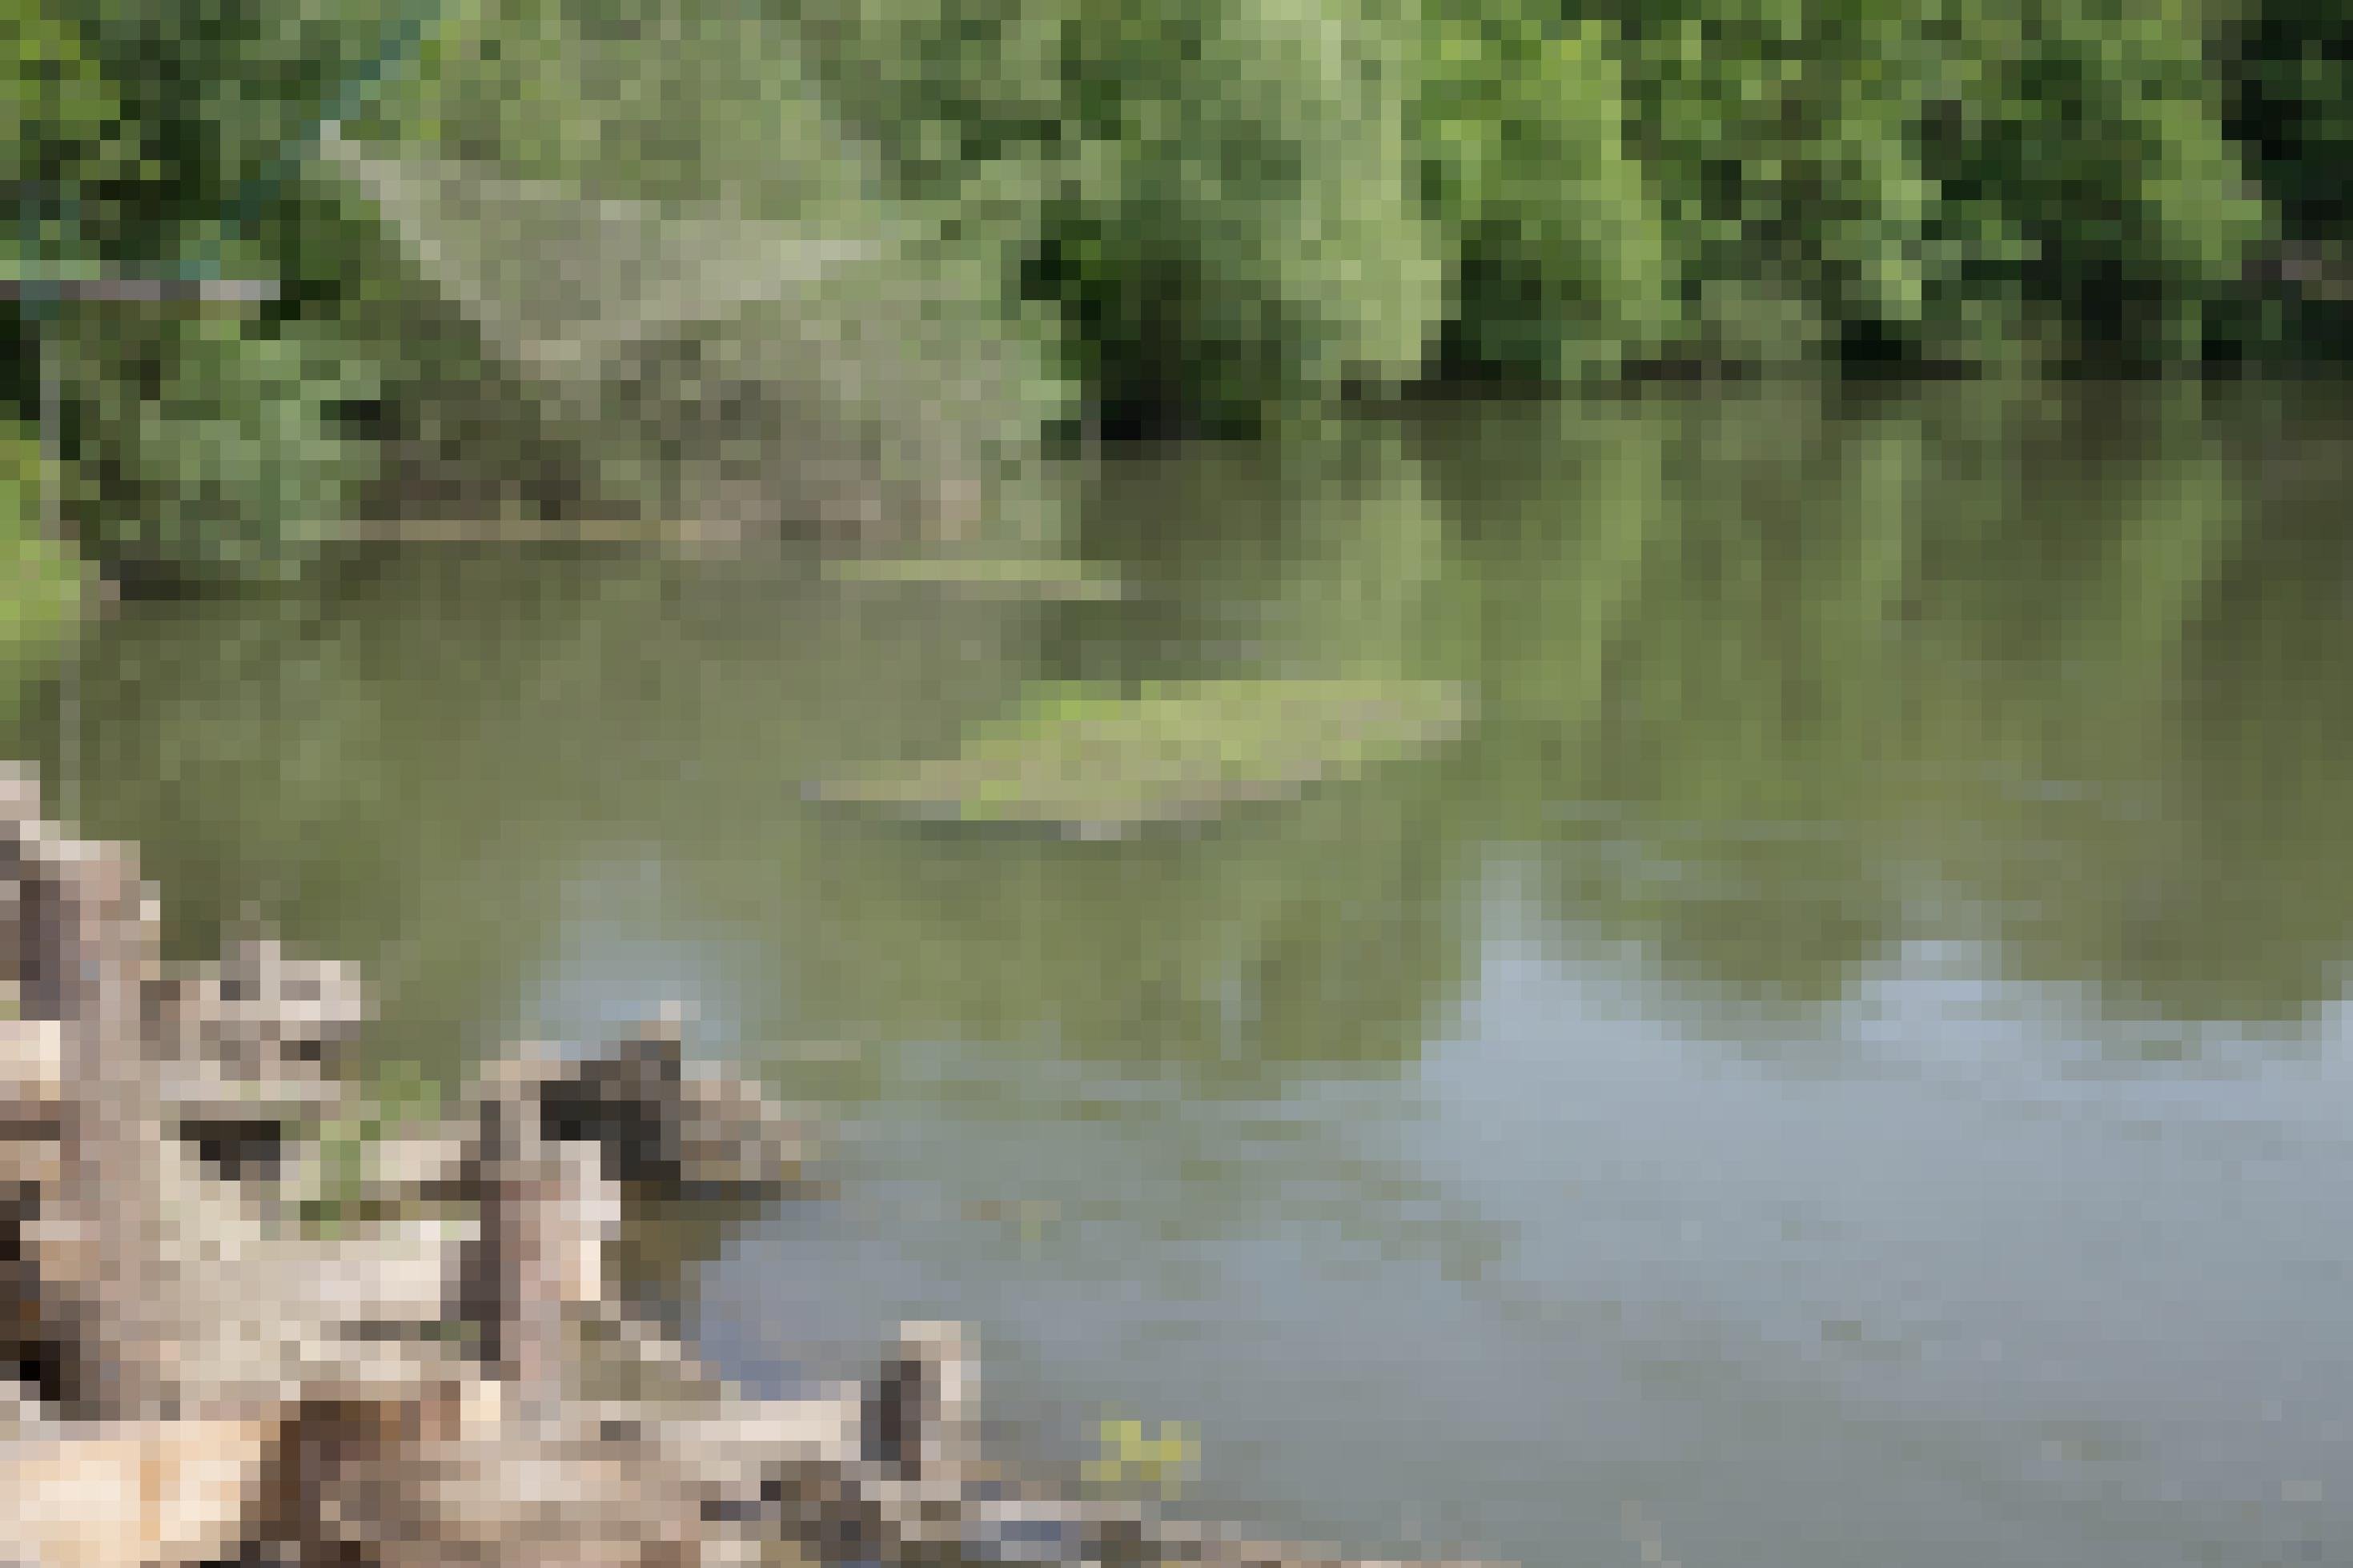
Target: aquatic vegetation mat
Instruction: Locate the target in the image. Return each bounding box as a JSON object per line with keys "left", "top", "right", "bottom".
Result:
{"left": 822, "top": 556, "right": 1127, "bottom": 600}
{"left": 811, "top": 677, "right": 1471, "bottom": 832}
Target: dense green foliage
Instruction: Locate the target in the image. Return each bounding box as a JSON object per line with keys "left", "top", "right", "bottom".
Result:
{"left": 2228, "top": 0, "right": 2353, "bottom": 359}
{"left": 1416, "top": 1, "right": 1677, "bottom": 382}
{"left": 6, "top": 0, "right": 416, "bottom": 583}
{"left": 6, "top": 0, "right": 2350, "bottom": 579}
{"left": 1608, "top": 0, "right": 2275, "bottom": 370}
{"left": 0, "top": 431, "right": 88, "bottom": 704}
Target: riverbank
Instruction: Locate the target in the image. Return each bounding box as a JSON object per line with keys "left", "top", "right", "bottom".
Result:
{"left": 0, "top": 760, "right": 1505, "bottom": 1568}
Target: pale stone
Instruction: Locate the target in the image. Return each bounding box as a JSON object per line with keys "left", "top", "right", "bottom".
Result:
{"left": 0, "top": 1418, "right": 271, "bottom": 1568}
{"left": 0, "top": 1017, "right": 62, "bottom": 1119}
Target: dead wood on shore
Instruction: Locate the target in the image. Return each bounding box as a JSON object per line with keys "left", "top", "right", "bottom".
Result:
{"left": 0, "top": 761, "right": 1507, "bottom": 1568}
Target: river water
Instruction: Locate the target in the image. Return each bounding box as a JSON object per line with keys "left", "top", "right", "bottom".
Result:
{"left": 10, "top": 378, "right": 2351, "bottom": 1568}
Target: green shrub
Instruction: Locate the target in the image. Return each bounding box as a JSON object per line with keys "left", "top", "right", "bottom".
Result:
{"left": 1412, "top": 2, "right": 1676, "bottom": 383}
{"left": 0, "top": 427, "right": 89, "bottom": 701}
{"left": 2231, "top": 0, "right": 2353, "bottom": 359}
{"left": 6, "top": 0, "right": 2347, "bottom": 564}
{"left": 50, "top": 309, "right": 381, "bottom": 587}
{"left": 1035, "top": 0, "right": 1446, "bottom": 432}
{"left": 7, "top": 0, "right": 405, "bottom": 586}
{"left": 1602, "top": 0, "right": 2265, "bottom": 371}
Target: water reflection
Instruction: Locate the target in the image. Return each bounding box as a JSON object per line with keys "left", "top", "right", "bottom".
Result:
{"left": 7, "top": 379, "right": 2353, "bottom": 1568}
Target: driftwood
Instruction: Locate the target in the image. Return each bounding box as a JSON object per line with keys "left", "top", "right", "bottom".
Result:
{"left": 361, "top": 1025, "right": 815, "bottom": 1213}
{"left": 0, "top": 1417, "right": 275, "bottom": 1568}
{"left": 2, "top": 770, "right": 174, "bottom": 1422}
{"left": 533, "top": 1022, "right": 816, "bottom": 1199}
{"left": 0, "top": 761, "right": 853, "bottom": 1567}
{"left": 0, "top": 773, "right": 454, "bottom": 1431}
{"left": 144, "top": 933, "right": 367, "bottom": 1100}
{"left": 458, "top": 1048, "right": 616, "bottom": 1427}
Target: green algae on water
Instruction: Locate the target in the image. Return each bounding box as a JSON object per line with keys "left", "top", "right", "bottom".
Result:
{"left": 821, "top": 555, "right": 1128, "bottom": 600}
{"left": 811, "top": 676, "right": 1471, "bottom": 834}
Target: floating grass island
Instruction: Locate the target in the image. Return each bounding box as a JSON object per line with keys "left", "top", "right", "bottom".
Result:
{"left": 810, "top": 676, "right": 1472, "bottom": 835}
{"left": 821, "top": 555, "right": 1130, "bottom": 601}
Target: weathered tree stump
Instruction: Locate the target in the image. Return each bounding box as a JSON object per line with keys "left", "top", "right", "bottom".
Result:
{"left": 450, "top": 1046, "right": 622, "bottom": 1434}
{"left": 536, "top": 1021, "right": 812, "bottom": 1200}
{"left": 865, "top": 1321, "right": 974, "bottom": 1484}
{"left": 2, "top": 774, "right": 188, "bottom": 1421}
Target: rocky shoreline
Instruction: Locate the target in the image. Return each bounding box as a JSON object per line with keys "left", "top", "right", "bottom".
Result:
{"left": 0, "top": 762, "right": 1505, "bottom": 1568}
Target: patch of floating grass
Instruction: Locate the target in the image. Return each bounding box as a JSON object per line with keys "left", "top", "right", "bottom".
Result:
{"left": 810, "top": 676, "right": 1471, "bottom": 834}
{"left": 821, "top": 555, "right": 1128, "bottom": 600}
